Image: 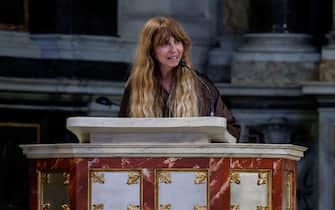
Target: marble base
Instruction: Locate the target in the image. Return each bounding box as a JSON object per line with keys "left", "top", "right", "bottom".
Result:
{"left": 232, "top": 61, "right": 318, "bottom": 85}
{"left": 21, "top": 143, "right": 305, "bottom": 210}
{"left": 319, "top": 60, "right": 335, "bottom": 81}
{"left": 231, "top": 33, "right": 320, "bottom": 85}
{"left": 28, "top": 158, "right": 298, "bottom": 210}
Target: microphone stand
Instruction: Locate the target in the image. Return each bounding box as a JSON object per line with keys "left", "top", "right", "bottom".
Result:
{"left": 179, "top": 59, "right": 215, "bottom": 116}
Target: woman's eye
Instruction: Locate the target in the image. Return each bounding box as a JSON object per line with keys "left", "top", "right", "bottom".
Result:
{"left": 161, "top": 43, "right": 169, "bottom": 48}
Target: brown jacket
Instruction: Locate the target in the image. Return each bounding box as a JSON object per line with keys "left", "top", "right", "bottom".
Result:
{"left": 118, "top": 74, "right": 241, "bottom": 140}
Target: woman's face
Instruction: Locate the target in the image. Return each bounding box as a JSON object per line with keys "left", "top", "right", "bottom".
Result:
{"left": 154, "top": 36, "right": 184, "bottom": 74}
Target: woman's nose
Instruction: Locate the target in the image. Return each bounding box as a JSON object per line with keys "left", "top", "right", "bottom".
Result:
{"left": 169, "top": 43, "right": 177, "bottom": 52}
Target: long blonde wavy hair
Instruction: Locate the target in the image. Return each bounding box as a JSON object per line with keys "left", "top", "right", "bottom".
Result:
{"left": 127, "top": 16, "right": 199, "bottom": 117}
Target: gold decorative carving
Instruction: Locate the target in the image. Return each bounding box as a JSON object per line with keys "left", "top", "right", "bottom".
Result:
{"left": 127, "top": 171, "right": 141, "bottom": 185}
{"left": 42, "top": 203, "right": 51, "bottom": 210}
{"left": 91, "top": 172, "right": 105, "bottom": 184}
{"left": 41, "top": 173, "right": 50, "bottom": 184}
{"left": 61, "top": 204, "right": 70, "bottom": 210}
{"left": 63, "top": 173, "right": 70, "bottom": 185}
{"left": 160, "top": 204, "right": 171, "bottom": 210}
{"left": 194, "top": 172, "right": 207, "bottom": 184}
{"left": 158, "top": 172, "right": 172, "bottom": 184}
{"left": 127, "top": 204, "right": 140, "bottom": 210}
{"left": 230, "top": 204, "right": 240, "bottom": 210}
{"left": 230, "top": 172, "right": 240, "bottom": 184}
{"left": 257, "top": 172, "right": 268, "bottom": 185}
{"left": 194, "top": 205, "right": 207, "bottom": 210}
{"left": 256, "top": 205, "right": 269, "bottom": 210}
{"left": 93, "top": 203, "right": 104, "bottom": 210}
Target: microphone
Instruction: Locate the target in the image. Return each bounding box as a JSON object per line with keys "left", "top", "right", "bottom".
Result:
{"left": 95, "top": 97, "right": 119, "bottom": 110}
{"left": 178, "top": 58, "right": 215, "bottom": 116}
{"left": 96, "top": 96, "right": 113, "bottom": 106}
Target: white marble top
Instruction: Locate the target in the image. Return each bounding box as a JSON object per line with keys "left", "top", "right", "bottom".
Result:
{"left": 20, "top": 143, "right": 307, "bottom": 161}
{"left": 66, "top": 116, "right": 236, "bottom": 143}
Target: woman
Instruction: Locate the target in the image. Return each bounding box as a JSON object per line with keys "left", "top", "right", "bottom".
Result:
{"left": 119, "top": 16, "right": 240, "bottom": 140}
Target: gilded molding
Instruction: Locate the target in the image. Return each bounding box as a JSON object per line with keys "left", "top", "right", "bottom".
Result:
{"left": 256, "top": 205, "right": 269, "bottom": 210}
{"left": 92, "top": 203, "right": 104, "bottom": 210}
{"left": 287, "top": 172, "right": 293, "bottom": 210}
{"left": 91, "top": 172, "right": 105, "bottom": 184}
{"left": 230, "top": 172, "right": 241, "bottom": 184}
{"left": 63, "top": 173, "right": 70, "bottom": 185}
{"left": 42, "top": 203, "right": 51, "bottom": 210}
{"left": 41, "top": 173, "right": 50, "bottom": 184}
{"left": 127, "top": 171, "right": 141, "bottom": 185}
{"left": 61, "top": 204, "right": 70, "bottom": 210}
{"left": 231, "top": 204, "right": 240, "bottom": 210}
{"left": 127, "top": 205, "right": 140, "bottom": 210}
{"left": 158, "top": 172, "right": 172, "bottom": 184}
{"left": 194, "top": 172, "right": 207, "bottom": 184}
{"left": 257, "top": 172, "right": 268, "bottom": 185}
{"left": 160, "top": 204, "right": 171, "bottom": 210}
{"left": 194, "top": 205, "right": 207, "bottom": 210}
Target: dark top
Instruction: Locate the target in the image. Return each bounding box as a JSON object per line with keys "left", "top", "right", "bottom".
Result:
{"left": 118, "top": 74, "right": 241, "bottom": 140}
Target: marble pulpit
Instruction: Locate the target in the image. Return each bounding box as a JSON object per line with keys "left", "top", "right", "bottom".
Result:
{"left": 20, "top": 117, "right": 306, "bottom": 210}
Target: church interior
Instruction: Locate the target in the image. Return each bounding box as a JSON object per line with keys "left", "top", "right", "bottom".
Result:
{"left": 0, "top": 0, "right": 334, "bottom": 209}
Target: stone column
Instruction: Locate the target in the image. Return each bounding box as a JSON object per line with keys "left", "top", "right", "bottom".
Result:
{"left": 206, "top": 0, "right": 249, "bottom": 82}
{"left": 231, "top": 0, "right": 320, "bottom": 85}
{"left": 320, "top": 0, "right": 335, "bottom": 81}
{"left": 303, "top": 82, "right": 335, "bottom": 210}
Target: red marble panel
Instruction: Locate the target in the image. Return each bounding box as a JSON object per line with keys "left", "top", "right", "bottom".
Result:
{"left": 30, "top": 157, "right": 298, "bottom": 210}
{"left": 272, "top": 159, "right": 283, "bottom": 210}
{"left": 88, "top": 157, "right": 144, "bottom": 168}
{"left": 209, "top": 158, "right": 230, "bottom": 210}
{"left": 159, "top": 157, "right": 209, "bottom": 168}
{"left": 36, "top": 158, "right": 80, "bottom": 171}
{"left": 143, "top": 168, "right": 155, "bottom": 210}
{"left": 283, "top": 159, "right": 296, "bottom": 171}
{"left": 230, "top": 158, "right": 275, "bottom": 169}
{"left": 35, "top": 158, "right": 90, "bottom": 210}
{"left": 88, "top": 157, "right": 210, "bottom": 169}
{"left": 72, "top": 159, "right": 89, "bottom": 210}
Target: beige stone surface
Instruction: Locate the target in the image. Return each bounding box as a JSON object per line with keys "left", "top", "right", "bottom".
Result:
{"left": 232, "top": 61, "right": 318, "bottom": 85}
{"left": 20, "top": 143, "right": 307, "bottom": 160}
{"left": 223, "top": 0, "right": 249, "bottom": 33}
{"left": 320, "top": 60, "right": 335, "bottom": 81}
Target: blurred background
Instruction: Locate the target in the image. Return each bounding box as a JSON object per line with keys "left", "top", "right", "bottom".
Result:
{"left": 0, "top": 0, "right": 334, "bottom": 209}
